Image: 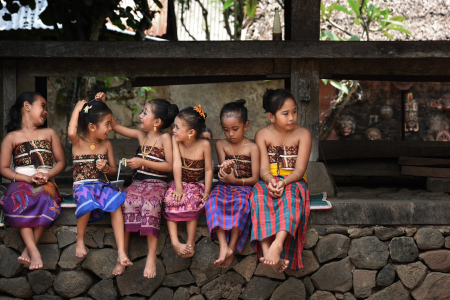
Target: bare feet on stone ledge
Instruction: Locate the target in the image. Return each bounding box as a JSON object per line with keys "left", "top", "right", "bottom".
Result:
{"left": 143, "top": 254, "right": 157, "bottom": 278}
{"left": 215, "top": 244, "right": 234, "bottom": 268}
{"left": 29, "top": 248, "right": 44, "bottom": 270}
{"left": 173, "top": 242, "right": 191, "bottom": 257}
{"left": 112, "top": 261, "right": 126, "bottom": 276}
{"left": 181, "top": 244, "right": 195, "bottom": 258}
{"left": 18, "top": 247, "right": 31, "bottom": 265}
{"left": 118, "top": 251, "right": 133, "bottom": 267}
{"left": 75, "top": 237, "right": 88, "bottom": 257}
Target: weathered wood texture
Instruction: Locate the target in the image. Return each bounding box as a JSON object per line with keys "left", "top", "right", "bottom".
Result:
{"left": 320, "top": 141, "right": 450, "bottom": 160}
{"left": 402, "top": 166, "right": 450, "bottom": 178}
{"left": 399, "top": 156, "right": 450, "bottom": 167}
{"left": 291, "top": 0, "right": 321, "bottom": 41}
{"left": 1, "top": 41, "right": 450, "bottom": 59}
{"left": 291, "top": 59, "right": 319, "bottom": 161}
{"left": 2, "top": 60, "right": 17, "bottom": 139}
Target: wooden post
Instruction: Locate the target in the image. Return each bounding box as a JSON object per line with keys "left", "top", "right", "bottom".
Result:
{"left": 289, "top": 0, "right": 321, "bottom": 161}
{"left": 2, "top": 60, "right": 17, "bottom": 139}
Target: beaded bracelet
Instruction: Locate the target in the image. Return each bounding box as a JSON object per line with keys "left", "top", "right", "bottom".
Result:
{"left": 102, "top": 165, "right": 110, "bottom": 174}
{"left": 292, "top": 171, "right": 300, "bottom": 181}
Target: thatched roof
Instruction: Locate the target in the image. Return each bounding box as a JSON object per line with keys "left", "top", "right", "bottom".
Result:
{"left": 246, "top": 0, "right": 450, "bottom": 41}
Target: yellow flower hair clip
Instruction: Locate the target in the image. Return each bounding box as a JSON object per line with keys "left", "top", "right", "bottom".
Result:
{"left": 84, "top": 105, "right": 92, "bottom": 114}
{"left": 193, "top": 104, "right": 206, "bottom": 119}
{"left": 120, "top": 158, "right": 127, "bottom": 167}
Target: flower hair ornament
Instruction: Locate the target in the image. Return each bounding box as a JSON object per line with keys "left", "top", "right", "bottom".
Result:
{"left": 193, "top": 104, "right": 206, "bottom": 119}
{"left": 84, "top": 105, "right": 92, "bottom": 114}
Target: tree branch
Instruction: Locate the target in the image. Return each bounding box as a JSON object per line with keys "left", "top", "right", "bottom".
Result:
{"left": 326, "top": 18, "right": 354, "bottom": 37}
{"left": 194, "top": 0, "right": 210, "bottom": 40}
{"left": 220, "top": 0, "right": 233, "bottom": 40}
{"left": 180, "top": 2, "right": 197, "bottom": 41}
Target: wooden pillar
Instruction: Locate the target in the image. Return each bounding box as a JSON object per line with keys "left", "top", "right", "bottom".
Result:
{"left": 2, "top": 60, "right": 17, "bottom": 139}
{"left": 289, "top": 0, "right": 321, "bottom": 161}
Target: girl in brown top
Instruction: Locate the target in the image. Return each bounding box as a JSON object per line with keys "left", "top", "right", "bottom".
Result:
{"left": 163, "top": 105, "right": 213, "bottom": 258}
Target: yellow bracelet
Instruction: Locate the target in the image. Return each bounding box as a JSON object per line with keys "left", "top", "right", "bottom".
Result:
{"left": 242, "top": 178, "right": 245, "bottom": 186}
{"left": 262, "top": 171, "right": 271, "bottom": 177}
{"left": 263, "top": 174, "right": 272, "bottom": 183}
{"left": 12, "top": 172, "right": 17, "bottom": 182}
{"left": 68, "top": 124, "right": 78, "bottom": 128}
{"left": 292, "top": 171, "right": 300, "bottom": 181}
{"left": 102, "top": 165, "right": 110, "bottom": 174}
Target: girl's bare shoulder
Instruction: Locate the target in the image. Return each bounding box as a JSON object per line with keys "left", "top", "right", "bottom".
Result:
{"left": 215, "top": 138, "right": 228, "bottom": 148}
{"left": 198, "top": 138, "right": 212, "bottom": 150}
{"left": 254, "top": 126, "right": 271, "bottom": 139}
{"left": 293, "top": 124, "right": 311, "bottom": 138}
{"left": 160, "top": 132, "right": 172, "bottom": 143}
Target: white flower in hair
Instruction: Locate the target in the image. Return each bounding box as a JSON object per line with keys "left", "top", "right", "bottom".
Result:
{"left": 84, "top": 105, "right": 92, "bottom": 113}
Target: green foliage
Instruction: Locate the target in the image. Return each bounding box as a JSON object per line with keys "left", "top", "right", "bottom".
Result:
{"left": 0, "top": 0, "right": 163, "bottom": 41}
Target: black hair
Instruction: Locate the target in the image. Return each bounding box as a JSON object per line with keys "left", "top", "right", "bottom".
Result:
{"left": 6, "top": 92, "right": 43, "bottom": 133}
{"left": 262, "top": 89, "right": 297, "bottom": 115}
{"left": 148, "top": 99, "right": 179, "bottom": 129}
{"left": 78, "top": 101, "right": 112, "bottom": 133}
{"left": 220, "top": 99, "right": 248, "bottom": 124}
{"left": 203, "top": 127, "right": 213, "bottom": 139}
{"left": 177, "top": 105, "right": 207, "bottom": 139}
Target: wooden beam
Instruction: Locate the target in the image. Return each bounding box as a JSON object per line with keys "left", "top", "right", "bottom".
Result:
{"left": 2, "top": 41, "right": 450, "bottom": 59}
{"left": 292, "top": 0, "right": 320, "bottom": 41}
{"left": 402, "top": 166, "right": 450, "bottom": 178}
{"left": 131, "top": 75, "right": 268, "bottom": 87}
{"left": 399, "top": 156, "right": 450, "bottom": 167}
{"left": 291, "top": 59, "right": 320, "bottom": 161}
{"left": 2, "top": 60, "right": 17, "bottom": 139}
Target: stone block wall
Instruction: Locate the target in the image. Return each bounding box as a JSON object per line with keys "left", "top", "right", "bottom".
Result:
{"left": 1, "top": 223, "right": 450, "bottom": 299}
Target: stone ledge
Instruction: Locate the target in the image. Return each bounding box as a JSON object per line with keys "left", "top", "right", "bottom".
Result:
{"left": 55, "top": 199, "right": 450, "bottom": 226}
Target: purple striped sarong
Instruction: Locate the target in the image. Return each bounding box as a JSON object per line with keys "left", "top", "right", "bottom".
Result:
{"left": 122, "top": 179, "right": 168, "bottom": 237}
{"left": 74, "top": 180, "right": 126, "bottom": 223}
{"left": 163, "top": 182, "right": 205, "bottom": 221}
{"left": 250, "top": 176, "right": 310, "bottom": 270}
{"left": 206, "top": 181, "right": 252, "bottom": 253}
{"left": 0, "top": 181, "right": 62, "bottom": 228}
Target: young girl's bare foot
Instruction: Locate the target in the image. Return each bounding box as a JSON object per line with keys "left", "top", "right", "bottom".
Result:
{"left": 260, "top": 241, "right": 283, "bottom": 266}
{"left": 112, "top": 261, "right": 126, "bottom": 276}
{"left": 214, "top": 244, "right": 233, "bottom": 267}
{"left": 29, "top": 249, "right": 43, "bottom": 270}
{"left": 181, "top": 244, "right": 195, "bottom": 258}
{"left": 118, "top": 251, "right": 133, "bottom": 267}
{"left": 143, "top": 255, "right": 157, "bottom": 278}
{"left": 18, "top": 248, "right": 31, "bottom": 265}
{"left": 75, "top": 237, "right": 88, "bottom": 257}
{"left": 273, "top": 259, "right": 289, "bottom": 273}
{"left": 173, "top": 242, "right": 191, "bottom": 257}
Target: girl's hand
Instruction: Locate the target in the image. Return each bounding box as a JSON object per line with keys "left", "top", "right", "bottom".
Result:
{"left": 126, "top": 158, "right": 144, "bottom": 169}
{"left": 171, "top": 188, "right": 185, "bottom": 202}
{"left": 218, "top": 159, "right": 234, "bottom": 174}
{"left": 202, "top": 192, "right": 209, "bottom": 203}
{"left": 95, "top": 92, "right": 106, "bottom": 104}
{"left": 96, "top": 159, "right": 108, "bottom": 172}
{"left": 30, "top": 173, "right": 46, "bottom": 185}
{"left": 35, "top": 173, "right": 49, "bottom": 185}
{"left": 218, "top": 166, "right": 236, "bottom": 183}
{"left": 74, "top": 100, "right": 88, "bottom": 113}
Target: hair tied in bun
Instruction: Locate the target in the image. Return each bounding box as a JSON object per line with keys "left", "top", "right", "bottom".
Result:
{"left": 235, "top": 99, "right": 246, "bottom": 105}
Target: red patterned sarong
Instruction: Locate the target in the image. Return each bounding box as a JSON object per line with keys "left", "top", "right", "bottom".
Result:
{"left": 250, "top": 176, "right": 310, "bottom": 270}
{"left": 163, "top": 182, "right": 205, "bottom": 221}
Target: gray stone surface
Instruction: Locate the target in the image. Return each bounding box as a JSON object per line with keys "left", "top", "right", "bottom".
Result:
{"left": 446, "top": 236, "right": 450, "bottom": 249}
{"left": 343, "top": 293, "right": 356, "bottom": 300}
{"left": 201, "top": 272, "right": 246, "bottom": 300}
{"left": 149, "top": 287, "right": 174, "bottom": 300}
{"left": 389, "top": 237, "right": 419, "bottom": 263}
{"left": 240, "top": 238, "right": 256, "bottom": 255}
{"left": 307, "top": 162, "right": 335, "bottom": 196}
{"left": 374, "top": 227, "right": 404, "bottom": 241}
{"left": 348, "top": 236, "right": 388, "bottom": 269}
{"left": 314, "top": 234, "right": 350, "bottom": 263}
{"left": 309, "top": 291, "right": 336, "bottom": 300}
{"left": 59, "top": 243, "right": 89, "bottom": 269}
{"left": 37, "top": 244, "right": 60, "bottom": 270}
{"left": 39, "top": 230, "right": 58, "bottom": 244}
{"left": 377, "top": 264, "right": 396, "bottom": 287}
{"left": 56, "top": 230, "right": 77, "bottom": 248}
{"left": 32, "top": 296, "right": 64, "bottom": 300}
{"left": 303, "top": 277, "right": 314, "bottom": 296}
{"left": 156, "top": 231, "right": 168, "bottom": 255}
{"left": 128, "top": 235, "right": 148, "bottom": 261}
{"left": 173, "top": 287, "right": 189, "bottom": 300}
{"left": 353, "top": 269, "right": 376, "bottom": 298}
{"left": 81, "top": 248, "right": 117, "bottom": 279}
{"left": 240, "top": 276, "right": 278, "bottom": 300}
{"left": 395, "top": 261, "right": 427, "bottom": 289}
{"left": 0, "top": 229, "right": 25, "bottom": 252}
{"left": 284, "top": 250, "right": 320, "bottom": 278}
{"left": 190, "top": 296, "right": 205, "bottom": 300}
{"left": 88, "top": 279, "right": 117, "bottom": 300}
{"left": 304, "top": 228, "right": 319, "bottom": 249}
{"left": 412, "top": 272, "right": 450, "bottom": 300}
{"left": 349, "top": 228, "right": 374, "bottom": 238}
{"left": 414, "top": 228, "right": 444, "bottom": 250}
{"left": 92, "top": 228, "right": 105, "bottom": 248}
{"left": 84, "top": 233, "right": 98, "bottom": 248}
{"left": 0, "top": 245, "right": 22, "bottom": 278}
{"left": 419, "top": 250, "right": 450, "bottom": 272}
{"left": 189, "top": 286, "right": 201, "bottom": 295}
{"left": 53, "top": 271, "right": 93, "bottom": 298}
{"left": 254, "top": 263, "right": 285, "bottom": 280}
{"left": 326, "top": 226, "right": 349, "bottom": 236}
{"left": 311, "top": 257, "right": 353, "bottom": 293}
{"left": 0, "top": 277, "right": 34, "bottom": 298}
{"left": 162, "top": 270, "right": 196, "bottom": 287}
{"left": 233, "top": 255, "right": 258, "bottom": 282}
{"left": 28, "top": 270, "right": 54, "bottom": 294}
{"left": 427, "top": 177, "right": 450, "bottom": 192}
{"left": 123, "top": 297, "right": 146, "bottom": 300}
{"left": 162, "top": 240, "right": 192, "bottom": 274}
{"left": 189, "top": 238, "right": 221, "bottom": 286}
{"left": 367, "top": 281, "right": 410, "bottom": 300}
{"left": 270, "top": 277, "right": 306, "bottom": 300}
{"left": 103, "top": 233, "right": 117, "bottom": 249}
{"left": 116, "top": 258, "right": 165, "bottom": 296}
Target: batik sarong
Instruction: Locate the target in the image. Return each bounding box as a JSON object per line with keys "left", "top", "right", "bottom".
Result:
{"left": 74, "top": 180, "right": 126, "bottom": 223}
{"left": 250, "top": 176, "right": 310, "bottom": 270}
{"left": 206, "top": 181, "right": 252, "bottom": 253}
{"left": 0, "top": 181, "right": 62, "bottom": 228}
{"left": 122, "top": 179, "right": 168, "bottom": 237}
{"left": 163, "top": 182, "right": 205, "bottom": 221}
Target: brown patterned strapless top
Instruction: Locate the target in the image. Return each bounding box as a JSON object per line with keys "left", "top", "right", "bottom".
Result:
{"left": 267, "top": 145, "right": 298, "bottom": 173}
{"left": 181, "top": 158, "right": 205, "bottom": 183}
{"left": 13, "top": 140, "right": 54, "bottom": 168}
{"left": 134, "top": 146, "right": 168, "bottom": 181}
{"left": 73, "top": 154, "right": 109, "bottom": 184}
{"left": 225, "top": 154, "right": 252, "bottom": 179}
